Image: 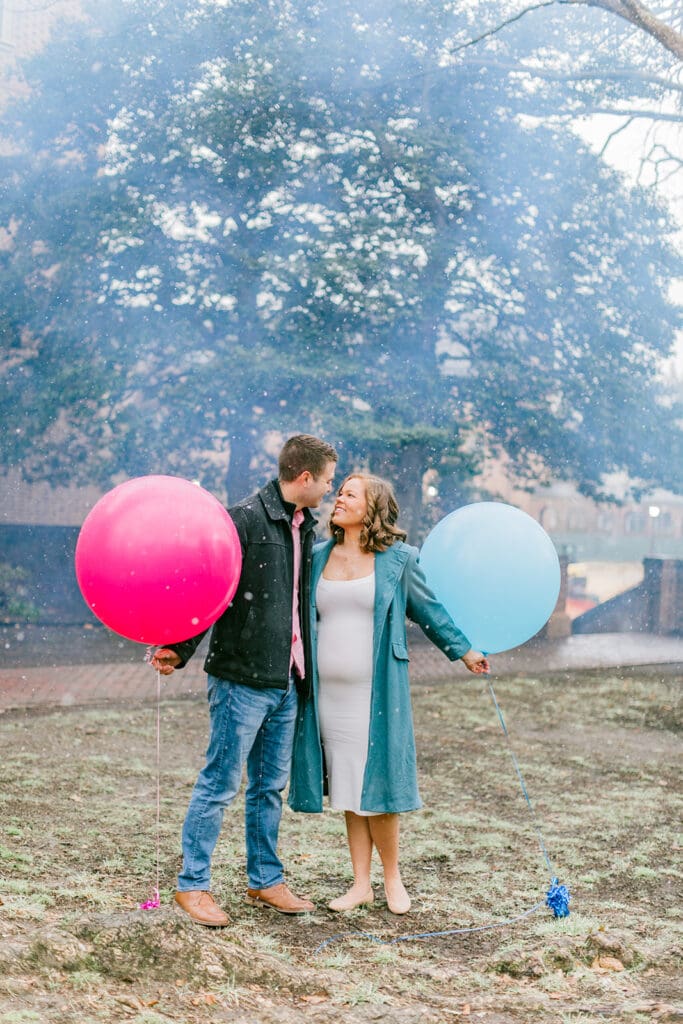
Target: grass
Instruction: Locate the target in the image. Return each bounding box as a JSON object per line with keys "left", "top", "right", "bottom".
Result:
{"left": 0, "top": 666, "right": 680, "bottom": 1023}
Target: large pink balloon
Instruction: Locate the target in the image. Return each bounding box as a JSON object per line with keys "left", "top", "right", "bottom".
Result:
{"left": 75, "top": 476, "right": 242, "bottom": 644}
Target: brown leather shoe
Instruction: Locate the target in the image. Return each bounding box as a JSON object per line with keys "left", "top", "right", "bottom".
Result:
{"left": 174, "top": 890, "right": 230, "bottom": 927}
{"left": 245, "top": 882, "right": 314, "bottom": 915}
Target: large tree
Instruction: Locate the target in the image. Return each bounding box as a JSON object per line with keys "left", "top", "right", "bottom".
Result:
{"left": 1, "top": 0, "right": 681, "bottom": 536}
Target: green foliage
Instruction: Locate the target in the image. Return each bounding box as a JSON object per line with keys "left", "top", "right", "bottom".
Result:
{"left": 0, "top": 564, "right": 39, "bottom": 623}
{"left": 0, "top": 0, "right": 681, "bottom": 523}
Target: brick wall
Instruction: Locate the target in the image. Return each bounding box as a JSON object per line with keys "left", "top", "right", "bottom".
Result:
{"left": 573, "top": 558, "right": 683, "bottom": 637}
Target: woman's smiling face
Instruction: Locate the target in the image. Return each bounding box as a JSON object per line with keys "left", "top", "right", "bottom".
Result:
{"left": 331, "top": 476, "right": 368, "bottom": 529}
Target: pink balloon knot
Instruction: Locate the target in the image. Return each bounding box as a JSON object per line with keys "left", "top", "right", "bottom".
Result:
{"left": 138, "top": 889, "right": 161, "bottom": 911}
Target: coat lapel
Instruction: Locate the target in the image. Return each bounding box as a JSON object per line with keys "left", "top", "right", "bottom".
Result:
{"left": 310, "top": 540, "right": 335, "bottom": 609}
{"left": 373, "top": 544, "right": 410, "bottom": 652}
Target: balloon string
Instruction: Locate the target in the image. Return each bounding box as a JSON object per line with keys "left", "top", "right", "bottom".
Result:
{"left": 484, "top": 669, "right": 554, "bottom": 877}
{"left": 314, "top": 899, "right": 546, "bottom": 955}
{"left": 139, "top": 656, "right": 161, "bottom": 911}
{"left": 154, "top": 666, "right": 161, "bottom": 892}
{"left": 486, "top": 670, "right": 571, "bottom": 918}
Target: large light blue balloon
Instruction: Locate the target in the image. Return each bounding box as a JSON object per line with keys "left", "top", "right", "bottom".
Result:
{"left": 420, "top": 502, "right": 560, "bottom": 654}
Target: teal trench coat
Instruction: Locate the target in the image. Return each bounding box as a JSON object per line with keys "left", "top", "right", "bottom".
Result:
{"left": 288, "top": 539, "right": 472, "bottom": 815}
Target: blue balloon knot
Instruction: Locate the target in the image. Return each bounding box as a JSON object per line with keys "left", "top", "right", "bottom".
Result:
{"left": 546, "top": 878, "right": 571, "bottom": 918}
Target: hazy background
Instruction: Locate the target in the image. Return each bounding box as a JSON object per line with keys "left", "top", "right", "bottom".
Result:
{"left": 0, "top": 0, "right": 681, "bottom": 632}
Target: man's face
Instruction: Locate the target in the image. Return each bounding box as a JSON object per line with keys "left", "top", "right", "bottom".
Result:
{"left": 303, "top": 460, "right": 336, "bottom": 508}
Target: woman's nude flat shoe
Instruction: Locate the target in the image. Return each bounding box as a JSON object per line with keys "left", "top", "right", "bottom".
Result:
{"left": 328, "top": 888, "right": 375, "bottom": 912}
{"left": 385, "top": 886, "right": 411, "bottom": 915}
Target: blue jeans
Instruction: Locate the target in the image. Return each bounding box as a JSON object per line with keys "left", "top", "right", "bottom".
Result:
{"left": 178, "top": 675, "right": 298, "bottom": 892}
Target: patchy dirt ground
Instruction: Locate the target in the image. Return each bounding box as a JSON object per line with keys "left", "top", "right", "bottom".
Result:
{"left": 0, "top": 664, "right": 681, "bottom": 1024}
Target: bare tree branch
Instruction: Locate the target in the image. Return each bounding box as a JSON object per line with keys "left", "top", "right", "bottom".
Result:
{"left": 598, "top": 115, "right": 636, "bottom": 155}
{"left": 564, "top": 0, "right": 683, "bottom": 59}
{"left": 454, "top": 59, "right": 683, "bottom": 95}
{"left": 575, "top": 106, "right": 683, "bottom": 121}
{"left": 638, "top": 140, "right": 682, "bottom": 184}
{"left": 444, "top": 1, "right": 559, "bottom": 56}
{"left": 443, "top": 1, "right": 683, "bottom": 61}
{"left": 647, "top": 142, "right": 683, "bottom": 184}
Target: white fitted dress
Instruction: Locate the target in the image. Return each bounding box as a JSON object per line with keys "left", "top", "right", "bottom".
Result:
{"left": 316, "top": 571, "right": 377, "bottom": 815}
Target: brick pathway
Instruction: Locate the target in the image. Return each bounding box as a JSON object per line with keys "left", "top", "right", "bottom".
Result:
{"left": 0, "top": 659, "right": 207, "bottom": 711}
{"left": 1, "top": 633, "right": 681, "bottom": 711}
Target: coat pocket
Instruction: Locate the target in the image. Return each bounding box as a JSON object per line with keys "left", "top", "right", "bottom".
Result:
{"left": 238, "top": 605, "right": 258, "bottom": 642}
{"left": 391, "top": 641, "right": 410, "bottom": 661}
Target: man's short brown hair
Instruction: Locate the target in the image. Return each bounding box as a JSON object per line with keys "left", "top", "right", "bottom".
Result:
{"left": 278, "top": 434, "right": 338, "bottom": 482}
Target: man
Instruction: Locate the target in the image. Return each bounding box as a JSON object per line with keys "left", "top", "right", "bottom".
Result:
{"left": 151, "top": 434, "right": 337, "bottom": 926}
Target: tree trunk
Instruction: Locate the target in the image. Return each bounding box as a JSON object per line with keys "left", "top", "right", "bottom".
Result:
{"left": 225, "top": 433, "right": 256, "bottom": 506}
{"left": 372, "top": 444, "right": 428, "bottom": 546}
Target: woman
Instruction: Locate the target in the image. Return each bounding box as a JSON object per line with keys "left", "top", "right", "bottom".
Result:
{"left": 289, "top": 474, "right": 489, "bottom": 914}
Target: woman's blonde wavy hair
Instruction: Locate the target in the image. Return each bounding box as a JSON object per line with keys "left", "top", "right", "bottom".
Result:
{"left": 329, "top": 473, "right": 407, "bottom": 552}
